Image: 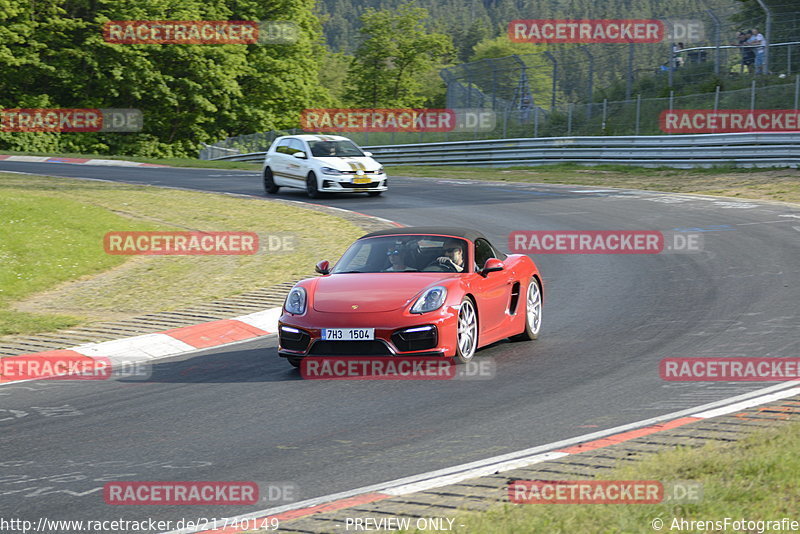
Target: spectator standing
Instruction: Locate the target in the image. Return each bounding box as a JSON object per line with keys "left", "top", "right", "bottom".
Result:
{"left": 671, "top": 43, "right": 684, "bottom": 68}
{"left": 734, "top": 30, "right": 755, "bottom": 73}
{"left": 749, "top": 28, "right": 767, "bottom": 74}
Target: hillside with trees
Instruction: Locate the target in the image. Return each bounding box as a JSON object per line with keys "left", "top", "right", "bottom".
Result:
{"left": 318, "top": 0, "right": 744, "bottom": 57}
{"left": 0, "top": 0, "right": 783, "bottom": 157}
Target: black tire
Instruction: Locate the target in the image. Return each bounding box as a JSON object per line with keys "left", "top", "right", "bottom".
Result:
{"left": 306, "top": 172, "right": 320, "bottom": 198}
{"left": 453, "top": 297, "right": 478, "bottom": 364}
{"left": 263, "top": 168, "right": 279, "bottom": 194}
{"left": 367, "top": 191, "right": 382, "bottom": 197}
{"left": 287, "top": 357, "right": 302, "bottom": 368}
{"left": 511, "top": 278, "right": 542, "bottom": 341}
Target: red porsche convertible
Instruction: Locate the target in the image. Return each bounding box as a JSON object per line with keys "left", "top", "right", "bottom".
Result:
{"left": 277, "top": 227, "right": 542, "bottom": 367}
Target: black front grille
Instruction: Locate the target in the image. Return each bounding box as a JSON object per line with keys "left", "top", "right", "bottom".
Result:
{"left": 279, "top": 328, "right": 311, "bottom": 352}
{"left": 339, "top": 181, "right": 380, "bottom": 189}
{"left": 309, "top": 341, "right": 392, "bottom": 356}
{"left": 392, "top": 326, "right": 438, "bottom": 352}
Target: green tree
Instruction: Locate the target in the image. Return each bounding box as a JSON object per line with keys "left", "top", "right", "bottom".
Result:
{"left": 471, "top": 36, "right": 530, "bottom": 62}
{"left": 469, "top": 36, "right": 556, "bottom": 108}
{"left": 318, "top": 50, "right": 351, "bottom": 106}
{"left": 452, "top": 19, "right": 491, "bottom": 63}
{"left": 0, "top": 0, "right": 331, "bottom": 156}
{"left": 344, "top": 1, "right": 454, "bottom": 108}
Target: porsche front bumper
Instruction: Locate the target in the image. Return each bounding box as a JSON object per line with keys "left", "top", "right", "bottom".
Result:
{"left": 277, "top": 306, "right": 458, "bottom": 360}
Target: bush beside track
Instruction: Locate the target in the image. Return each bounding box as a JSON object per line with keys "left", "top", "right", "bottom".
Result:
{"left": 0, "top": 172, "right": 363, "bottom": 337}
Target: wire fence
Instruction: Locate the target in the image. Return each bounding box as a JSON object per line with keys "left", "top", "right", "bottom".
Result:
{"left": 199, "top": 77, "right": 800, "bottom": 158}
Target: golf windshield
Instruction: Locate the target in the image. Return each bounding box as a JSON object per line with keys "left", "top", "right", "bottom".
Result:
{"left": 308, "top": 140, "right": 364, "bottom": 157}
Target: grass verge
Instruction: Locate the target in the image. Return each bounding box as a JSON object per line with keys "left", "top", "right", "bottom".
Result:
{"left": 0, "top": 172, "right": 364, "bottom": 337}
{"left": 0, "top": 149, "right": 260, "bottom": 170}
{"left": 423, "top": 421, "right": 800, "bottom": 533}
{"left": 388, "top": 164, "right": 800, "bottom": 205}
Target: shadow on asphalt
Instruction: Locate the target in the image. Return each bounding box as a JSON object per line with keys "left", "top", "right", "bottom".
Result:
{"left": 117, "top": 347, "right": 303, "bottom": 384}
{"left": 115, "top": 338, "right": 530, "bottom": 386}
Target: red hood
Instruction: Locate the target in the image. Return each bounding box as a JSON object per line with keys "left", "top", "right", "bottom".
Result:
{"left": 311, "top": 273, "right": 457, "bottom": 313}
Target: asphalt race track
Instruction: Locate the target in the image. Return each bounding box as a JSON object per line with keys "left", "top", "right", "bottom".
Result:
{"left": 1, "top": 161, "right": 799, "bottom": 531}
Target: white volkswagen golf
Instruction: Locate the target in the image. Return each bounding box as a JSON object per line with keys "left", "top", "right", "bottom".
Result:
{"left": 262, "top": 134, "right": 388, "bottom": 198}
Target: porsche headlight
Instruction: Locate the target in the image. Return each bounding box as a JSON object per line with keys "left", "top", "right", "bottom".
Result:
{"left": 410, "top": 286, "right": 447, "bottom": 314}
{"left": 321, "top": 167, "right": 344, "bottom": 175}
{"left": 285, "top": 287, "right": 307, "bottom": 315}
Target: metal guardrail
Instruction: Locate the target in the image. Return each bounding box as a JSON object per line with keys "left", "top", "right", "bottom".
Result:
{"left": 209, "top": 132, "right": 800, "bottom": 168}
{"left": 213, "top": 151, "right": 263, "bottom": 162}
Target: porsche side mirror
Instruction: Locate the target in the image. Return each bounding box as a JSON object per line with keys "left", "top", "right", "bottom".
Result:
{"left": 481, "top": 258, "right": 504, "bottom": 276}
{"left": 292, "top": 152, "right": 307, "bottom": 159}
{"left": 363, "top": 151, "right": 373, "bottom": 157}
{"left": 315, "top": 260, "right": 330, "bottom": 275}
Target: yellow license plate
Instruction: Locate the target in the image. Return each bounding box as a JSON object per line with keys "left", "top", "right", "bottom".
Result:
{"left": 353, "top": 177, "right": 371, "bottom": 184}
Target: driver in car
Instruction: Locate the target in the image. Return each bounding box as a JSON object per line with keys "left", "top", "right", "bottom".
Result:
{"left": 312, "top": 141, "right": 337, "bottom": 157}
{"left": 432, "top": 244, "right": 465, "bottom": 272}
{"left": 320, "top": 142, "right": 336, "bottom": 156}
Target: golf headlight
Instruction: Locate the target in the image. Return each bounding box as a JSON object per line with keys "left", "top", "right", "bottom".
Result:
{"left": 321, "top": 167, "right": 343, "bottom": 175}
{"left": 285, "top": 287, "right": 307, "bottom": 315}
{"left": 411, "top": 286, "right": 447, "bottom": 314}
{"left": 377, "top": 166, "right": 385, "bottom": 174}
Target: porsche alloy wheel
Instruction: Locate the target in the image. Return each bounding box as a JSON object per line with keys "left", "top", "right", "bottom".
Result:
{"left": 513, "top": 279, "right": 542, "bottom": 341}
{"left": 454, "top": 298, "right": 478, "bottom": 363}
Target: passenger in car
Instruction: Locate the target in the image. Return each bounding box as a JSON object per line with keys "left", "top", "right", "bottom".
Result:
{"left": 385, "top": 248, "right": 416, "bottom": 271}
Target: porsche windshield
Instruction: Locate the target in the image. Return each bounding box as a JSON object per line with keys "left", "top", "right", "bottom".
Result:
{"left": 308, "top": 140, "right": 364, "bottom": 158}
{"left": 331, "top": 235, "right": 469, "bottom": 273}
